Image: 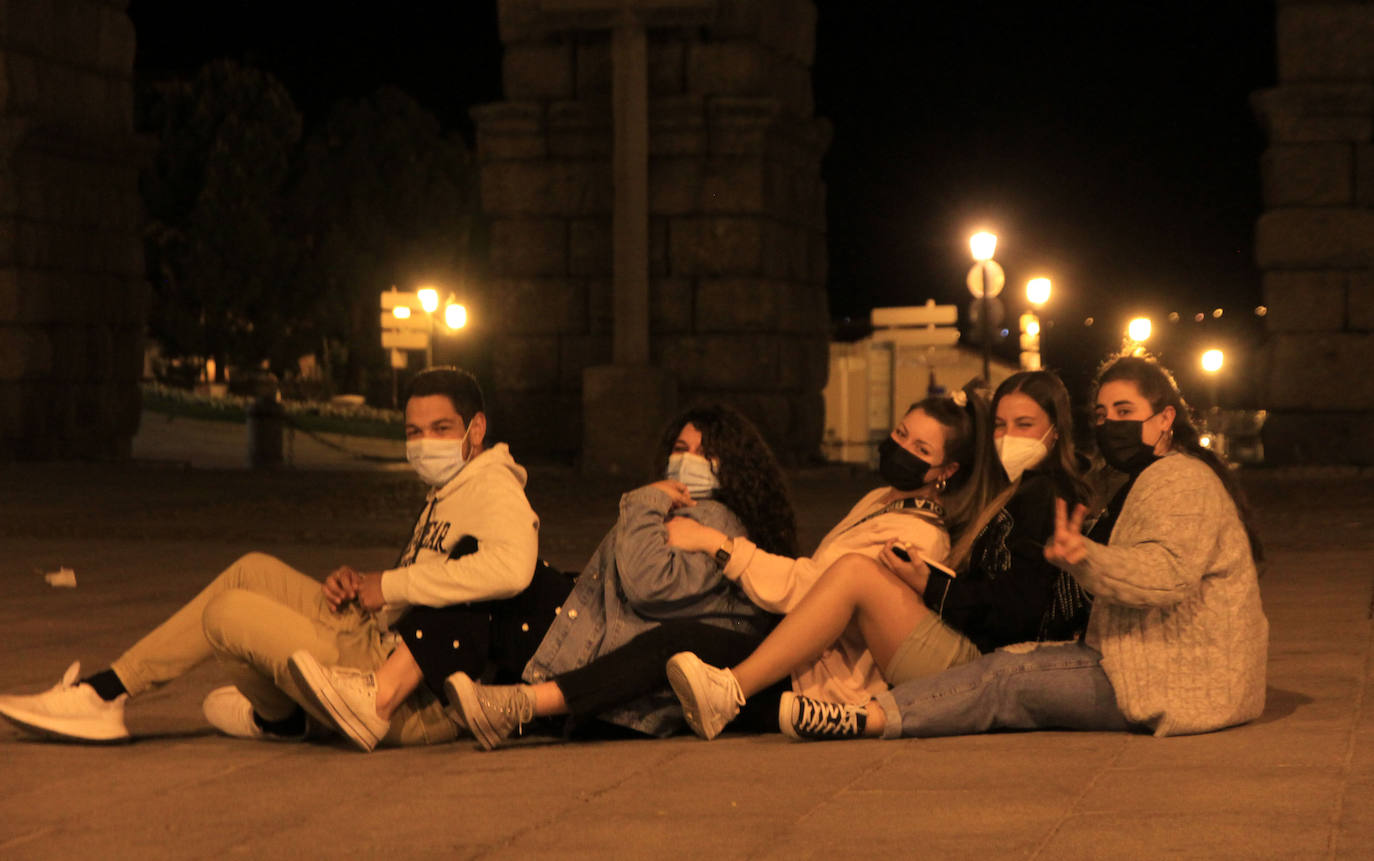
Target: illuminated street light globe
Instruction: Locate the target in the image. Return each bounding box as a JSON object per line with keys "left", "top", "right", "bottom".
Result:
{"left": 1127, "top": 317, "right": 1152, "bottom": 343}
{"left": 1201, "top": 349, "right": 1224, "bottom": 373}
{"left": 417, "top": 287, "right": 439, "bottom": 314}
{"left": 1026, "top": 277, "right": 1051, "bottom": 307}
{"left": 969, "top": 232, "right": 998, "bottom": 262}
{"left": 445, "top": 303, "right": 468, "bottom": 330}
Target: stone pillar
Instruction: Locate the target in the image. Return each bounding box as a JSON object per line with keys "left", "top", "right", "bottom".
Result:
{"left": 1253, "top": 1, "right": 1374, "bottom": 465}
{"left": 475, "top": 0, "right": 831, "bottom": 468}
{"left": 0, "top": 1, "right": 148, "bottom": 460}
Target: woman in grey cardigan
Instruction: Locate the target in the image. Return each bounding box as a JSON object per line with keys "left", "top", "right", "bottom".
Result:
{"left": 780, "top": 354, "right": 1269, "bottom": 741}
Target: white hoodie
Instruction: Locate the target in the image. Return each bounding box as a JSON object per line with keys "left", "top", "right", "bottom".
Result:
{"left": 377, "top": 442, "right": 539, "bottom": 628}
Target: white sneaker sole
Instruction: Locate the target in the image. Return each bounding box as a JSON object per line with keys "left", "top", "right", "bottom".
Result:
{"left": 0, "top": 703, "right": 130, "bottom": 744}
{"left": 665, "top": 653, "right": 721, "bottom": 741}
{"left": 777, "top": 691, "right": 801, "bottom": 740}
{"left": 286, "top": 652, "right": 380, "bottom": 753}
{"left": 443, "top": 672, "right": 501, "bottom": 751}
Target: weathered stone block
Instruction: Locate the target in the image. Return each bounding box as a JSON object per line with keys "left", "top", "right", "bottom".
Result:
{"left": 568, "top": 218, "right": 610, "bottom": 276}
{"left": 1252, "top": 85, "right": 1374, "bottom": 143}
{"left": 1358, "top": 144, "right": 1374, "bottom": 207}
{"left": 557, "top": 333, "right": 611, "bottom": 389}
{"left": 575, "top": 36, "right": 612, "bottom": 97}
{"left": 1256, "top": 209, "right": 1374, "bottom": 269}
{"left": 654, "top": 332, "right": 781, "bottom": 389}
{"left": 489, "top": 387, "right": 582, "bottom": 457}
{"left": 651, "top": 276, "right": 693, "bottom": 333}
{"left": 1278, "top": 4, "right": 1374, "bottom": 81}
{"left": 807, "top": 228, "right": 828, "bottom": 285}
{"left": 548, "top": 100, "right": 612, "bottom": 158}
{"left": 481, "top": 159, "right": 611, "bottom": 216}
{"left": 1350, "top": 271, "right": 1374, "bottom": 331}
{"left": 649, "top": 34, "right": 685, "bottom": 95}
{"left": 688, "top": 40, "right": 771, "bottom": 97}
{"left": 503, "top": 42, "right": 575, "bottom": 101}
{"left": 581, "top": 363, "right": 678, "bottom": 476}
{"left": 679, "top": 388, "right": 793, "bottom": 457}
{"left": 491, "top": 333, "right": 560, "bottom": 391}
{"left": 711, "top": 0, "right": 817, "bottom": 65}
{"left": 650, "top": 215, "right": 668, "bottom": 277}
{"left": 587, "top": 277, "right": 612, "bottom": 335}
{"left": 488, "top": 218, "right": 568, "bottom": 276}
{"left": 1261, "top": 143, "right": 1353, "bottom": 206}
{"left": 1262, "top": 270, "right": 1348, "bottom": 332}
{"left": 1261, "top": 410, "right": 1374, "bottom": 466}
{"left": 473, "top": 102, "right": 548, "bottom": 160}
{"left": 1263, "top": 332, "right": 1374, "bottom": 410}
{"left": 0, "top": 324, "right": 52, "bottom": 380}
{"left": 96, "top": 5, "right": 137, "bottom": 75}
{"left": 669, "top": 216, "right": 765, "bottom": 276}
{"left": 650, "top": 96, "right": 708, "bottom": 156}
{"left": 497, "top": 0, "right": 542, "bottom": 45}
{"left": 488, "top": 277, "right": 588, "bottom": 335}
{"left": 778, "top": 334, "right": 829, "bottom": 392}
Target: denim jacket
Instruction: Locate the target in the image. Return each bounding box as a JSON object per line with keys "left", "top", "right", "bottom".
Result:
{"left": 523, "top": 485, "right": 775, "bottom": 736}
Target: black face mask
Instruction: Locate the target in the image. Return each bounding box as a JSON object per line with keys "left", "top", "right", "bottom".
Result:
{"left": 878, "top": 436, "right": 935, "bottom": 491}
{"left": 1095, "top": 418, "right": 1160, "bottom": 474}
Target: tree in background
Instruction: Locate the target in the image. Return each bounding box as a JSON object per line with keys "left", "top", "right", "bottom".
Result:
{"left": 140, "top": 66, "right": 479, "bottom": 402}
{"left": 140, "top": 60, "right": 303, "bottom": 382}
{"left": 288, "top": 87, "right": 478, "bottom": 400}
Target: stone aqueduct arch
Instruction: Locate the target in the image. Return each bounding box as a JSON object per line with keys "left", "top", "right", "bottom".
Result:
{"left": 3, "top": 1, "right": 1370, "bottom": 467}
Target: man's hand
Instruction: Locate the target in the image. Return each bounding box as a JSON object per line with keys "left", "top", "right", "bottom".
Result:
{"left": 666, "top": 517, "right": 726, "bottom": 554}
{"left": 646, "top": 479, "right": 696, "bottom": 509}
{"left": 357, "top": 573, "right": 387, "bottom": 613}
{"left": 323, "top": 566, "right": 363, "bottom": 612}
{"left": 879, "top": 539, "right": 930, "bottom": 596}
{"left": 1044, "top": 498, "right": 1089, "bottom": 567}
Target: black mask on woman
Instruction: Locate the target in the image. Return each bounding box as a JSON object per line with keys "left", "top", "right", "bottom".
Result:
{"left": 1095, "top": 418, "right": 1161, "bottom": 474}
{"left": 878, "top": 437, "right": 935, "bottom": 491}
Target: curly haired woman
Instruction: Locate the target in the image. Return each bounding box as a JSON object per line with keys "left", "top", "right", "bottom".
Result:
{"left": 287, "top": 403, "right": 798, "bottom": 751}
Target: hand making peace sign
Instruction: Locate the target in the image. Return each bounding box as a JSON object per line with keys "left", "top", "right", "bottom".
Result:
{"left": 1043, "top": 497, "right": 1090, "bottom": 567}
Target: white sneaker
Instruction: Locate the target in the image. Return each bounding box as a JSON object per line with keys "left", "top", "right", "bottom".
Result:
{"left": 286, "top": 650, "right": 389, "bottom": 752}
{"left": 665, "top": 652, "right": 745, "bottom": 740}
{"left": 778, "top": 692, "right": 868, "bottom": 741}
{"left": 0, "top": 662, "right": 129, "bottom": 743}
{"left": 201, "top": 686, "right": 307, "bottom": 742}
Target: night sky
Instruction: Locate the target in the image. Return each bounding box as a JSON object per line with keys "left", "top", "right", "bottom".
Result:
{"left": 127, "top": 0, "right": 1277, "bottom": 394}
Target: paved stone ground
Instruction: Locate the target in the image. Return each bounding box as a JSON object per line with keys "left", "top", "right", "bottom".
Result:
{"left": 1, "top": 418, "right": 1372, "bottom": 859}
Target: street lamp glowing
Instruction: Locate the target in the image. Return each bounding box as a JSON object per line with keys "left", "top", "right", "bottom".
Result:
{"left": 1201, "top": 349, "right": 1224, "bottom": 373}
{"left": 417, "top": 287, "right": 439, "bottom": 314}
{"left": 1025, "top": 319, "right": 1041, "bottom": 337}
{"left": 392, "top": 306, "right": 412, "bottom": 320}
{"left": 1026, "top": 277, "right": 1051, "bottom": 307}
{"left": 444, "top": 303, "right": 467, "bottom": 330}
{"left": 1127, "top": 317, "right": 1152, "bottom": 343}
{"left": 969, "top": 232, "right": 998, "bottom": 262}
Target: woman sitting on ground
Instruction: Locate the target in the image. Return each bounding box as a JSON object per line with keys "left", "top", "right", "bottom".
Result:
{"left": 663, "top": 372, "right": 1099, "bottom": 741}
{"left": 288, "top": 403, "right": 796, "bottom": 751}
{"left": 446, "top": 389, "right": 1001, "bottom": 749}
{"left": 781, "top": 353, "right": 1268, "bottom": 741}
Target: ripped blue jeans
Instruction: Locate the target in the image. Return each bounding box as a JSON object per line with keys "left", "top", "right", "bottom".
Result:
{"left": 874, "top": 640, "right": 1135, "bottom": 739}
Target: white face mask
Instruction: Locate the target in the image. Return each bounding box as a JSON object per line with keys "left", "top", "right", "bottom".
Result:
{"left": 995, "top": 429, "right": 1052, "bottom": 482}
{"left": 406, "top": 428, "right": 471, "bottom": 488}
{"left": 665, "top": 452, "right": 721, "bottom": 499}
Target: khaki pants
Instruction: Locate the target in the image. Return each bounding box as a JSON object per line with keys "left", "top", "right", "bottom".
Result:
{"left": 110, "top": 552, "right": 458, "bottom": 747}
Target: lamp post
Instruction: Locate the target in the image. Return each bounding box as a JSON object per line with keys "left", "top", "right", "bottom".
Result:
{"left": 1021, "top": 277, "right": 1050, "bottom": 370}
{"left": 968, "top": 232, "right": 1000, "bottom": 383}
{"left": 417, "top": 286, "right": 440, "bottom": 367}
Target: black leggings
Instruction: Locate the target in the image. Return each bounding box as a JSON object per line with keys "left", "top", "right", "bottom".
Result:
{"left": 553, "top": 619, "right": 790, "bottom": 733}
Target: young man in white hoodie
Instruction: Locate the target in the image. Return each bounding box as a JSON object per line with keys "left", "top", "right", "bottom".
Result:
{"left": 0, "top": 367, "right": 541, "bottom": 747}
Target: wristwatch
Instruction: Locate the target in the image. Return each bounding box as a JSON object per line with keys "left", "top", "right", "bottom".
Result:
{"left": 714, "top": 538, "right": 734, "bottom": 567}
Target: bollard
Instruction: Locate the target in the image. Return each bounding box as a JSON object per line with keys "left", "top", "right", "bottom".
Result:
{"left": 246, "top": 373, "right": 284, "bottom": 468}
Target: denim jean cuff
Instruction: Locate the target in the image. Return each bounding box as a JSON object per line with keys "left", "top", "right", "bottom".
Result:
{"left": 874, "top": 690, "right": 902, "bottom": 740}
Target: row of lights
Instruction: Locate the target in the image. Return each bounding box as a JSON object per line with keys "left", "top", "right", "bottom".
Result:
{"left": 967, "top": 232, "right": 1236, "bottom": 379}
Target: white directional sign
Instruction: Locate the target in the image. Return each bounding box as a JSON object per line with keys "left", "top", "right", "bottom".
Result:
{"left": 966, "top": 261, "right": 1006, "bottom": 298}
{"left": 381, "top": 330, "right": 429, "bottom": 350}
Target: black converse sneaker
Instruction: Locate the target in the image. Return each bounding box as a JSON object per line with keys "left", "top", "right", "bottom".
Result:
{"left": 778, "top": 692, "right": 867, "bottom": 741}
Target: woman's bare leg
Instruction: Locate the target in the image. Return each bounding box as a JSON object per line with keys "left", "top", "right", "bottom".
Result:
{"left": 729, "top": 553, "right": 932, "bottom": 698}
{"left": 372, "top": 640, "right": 425, "bottom": 721}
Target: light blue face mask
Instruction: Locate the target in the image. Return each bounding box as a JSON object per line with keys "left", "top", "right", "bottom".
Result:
{"left": 666, "top": 452, "right": 721, "bottom": 499}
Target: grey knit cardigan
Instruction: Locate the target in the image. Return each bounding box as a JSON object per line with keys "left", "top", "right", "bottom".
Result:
{"left": 1067, "top": 451, "right": 1269, "bottom": 736}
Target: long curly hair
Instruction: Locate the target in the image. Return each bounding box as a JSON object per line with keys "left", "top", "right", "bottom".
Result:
{"left": 1095, "top": 353, "right": 1263, "bottom": 562}
{"left": 652, "top": 403, "right": 798, "bottom": 557}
